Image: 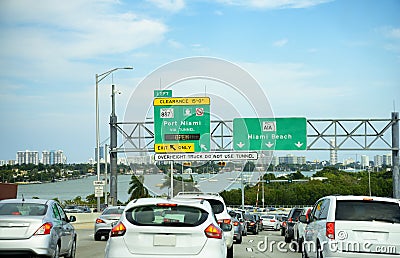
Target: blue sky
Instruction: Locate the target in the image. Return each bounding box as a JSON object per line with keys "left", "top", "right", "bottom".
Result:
{"left": 0, "top": 0, "right": 399, "bottom": 163}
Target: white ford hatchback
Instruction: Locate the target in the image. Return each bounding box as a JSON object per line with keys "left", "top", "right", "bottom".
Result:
{"left": 105, "top": 197, "right": 226, "bottom": 258}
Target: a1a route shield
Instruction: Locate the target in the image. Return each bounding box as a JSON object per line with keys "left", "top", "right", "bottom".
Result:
{"left": 154, "top": 97, "right": 210, "bottom": 153}
{"left": 233, "top": 117, "right": 307, "bottom": 151}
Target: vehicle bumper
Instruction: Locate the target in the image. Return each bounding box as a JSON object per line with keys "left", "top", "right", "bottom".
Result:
{"left": 105, "top": 237, "right": 227, "bottom": 258}
{"left": 0, "top": 235, "right": 55, "bottom": 257}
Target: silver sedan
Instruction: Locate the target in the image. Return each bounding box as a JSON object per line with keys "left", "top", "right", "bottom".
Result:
{"left": 0, "top": 198, "right": 77, "bottom": 258}
{"left": 94, "top": 206, "right": 125, "bottom": 241}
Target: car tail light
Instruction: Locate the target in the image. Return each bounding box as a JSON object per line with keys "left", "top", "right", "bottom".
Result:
{"left": 326, "top": 222, "right": 335, "bottom": 239}
{"left": 218, "top": 219, "right": 231, "bottom": 224}
{"left": 156, "top": 203, "right": 177, "bottom": 207}
{"left": 250, "top": 222, "right": 255, "bottom": 226}
{"left": 96, "top": 218, "right": 106, "bottom": 224}
{"left": 34, "top": 222, "right": 53, "bottom": 235}
{"left": 270, "top": 219, "right": 276, "bottom": 222}
{"left": 288, "top": 217, "right": 293, "bottom": 222}
{"left": 204, "top": 224, "right": 222, "bottom": 239}
{"left": 233, "top": 221, "right": 239, "bottom": 226}
{"left": 110, "top": 222, "right": 126, "bottom": 237}
{"left": 282, "top": 221, "right": 287, "bottom": 227}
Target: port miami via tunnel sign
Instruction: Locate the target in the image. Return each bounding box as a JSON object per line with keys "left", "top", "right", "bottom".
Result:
{"left": 154, "top": 97, "right": 210, "bottom": 153}
{"left": 233, "top": 117, "right": 307, "bottom": 151}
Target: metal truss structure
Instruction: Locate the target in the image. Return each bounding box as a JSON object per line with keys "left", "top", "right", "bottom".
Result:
{"left": 115, "top": 118, "right": 398, "bottom": 153}
{"left": 112, "top": 114, "right": 399, "bottom": 198}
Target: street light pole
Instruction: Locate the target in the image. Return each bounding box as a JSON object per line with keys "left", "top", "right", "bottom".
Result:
{"left": 95, "top": 67, "right": 133, "bottom": 211}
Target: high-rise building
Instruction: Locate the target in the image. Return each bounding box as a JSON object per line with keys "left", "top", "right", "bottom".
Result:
{"left": 374, "top": 155, "right": 383, "bottom": 167}
{"left": 330, "top": 139, "right": 337, "bottom": 165}
{"left": 383, "top": 154, "right": 392, "bottom": 166}
{"left": 361, "top": 155, "right": 369, "bottom": 168}
{"left": 42, "top": 150, "right": 66, "bottom": 164}
{"left": 16, "top": 150, "right": 39, "bottom": 165}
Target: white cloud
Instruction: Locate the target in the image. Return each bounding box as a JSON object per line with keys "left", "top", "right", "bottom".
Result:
{"left": 273, "top": 38, "right": 288, "bottom": 47}
{"left": 147, "top": 0, "right": 185, "bottom": 12}
{"left": 217, "top": 0, "right": 332, "bottom": 9}
{"left": 0, "top": 0, "right": 168, "bottom": 82}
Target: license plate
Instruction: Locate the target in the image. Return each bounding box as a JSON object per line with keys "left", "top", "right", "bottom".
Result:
{"left": 153, "top": 234, "right": 176, "bottom": 246}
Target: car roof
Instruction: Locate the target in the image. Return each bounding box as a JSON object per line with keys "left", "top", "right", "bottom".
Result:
{"left": 126, "top": 197, "right": 214, "bottom": 213}
{"left": 325, "top": 195, "right": 400, "bottom": 203}
{"left": 0, "top": 198, "right": 51, "bottom": 205}
{"left": 175, "top": 192, "right": 224, "bottom": 201}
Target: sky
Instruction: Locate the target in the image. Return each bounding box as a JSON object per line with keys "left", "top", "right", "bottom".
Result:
{"left": 0, "top": 0, "right": 399, "bottom": 164}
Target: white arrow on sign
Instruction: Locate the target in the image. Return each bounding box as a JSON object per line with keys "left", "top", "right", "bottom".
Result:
{"left": 265, "top": 142, "right": 274, "bottom": 148}
{"left": 236, "top": 142, "right": 245, "bottom": 148}
{"left": 200, "top": 144, "right": 208, "bottom": 151}
{"left": 295, "top": 141, "right": 304, "bottom": 148}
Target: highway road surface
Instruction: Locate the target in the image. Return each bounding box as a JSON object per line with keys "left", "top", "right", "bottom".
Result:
{"left": 75, "top": 223, "right": 301, "bottom": 258}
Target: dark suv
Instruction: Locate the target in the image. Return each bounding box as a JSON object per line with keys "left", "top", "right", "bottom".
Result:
{"left": 284, "top": 207, "right": 303, "bottom": 243}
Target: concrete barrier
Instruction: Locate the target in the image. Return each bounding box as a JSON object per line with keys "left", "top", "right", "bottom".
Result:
{"left": 67, "top": 212, "right": 101, "bottom": 224}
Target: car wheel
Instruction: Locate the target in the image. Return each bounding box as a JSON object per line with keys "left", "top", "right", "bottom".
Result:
{"left": 317, "top": 241, "right": 324, "bottom": 258}
{"left": 65, "top": 238, "right": 76, "bottom": 258}
{"left": 236, "top": 234, "right": 242, "bottom": 244}
{"left": 280, "top": 228, "right": 285, "bottom": 236}
{"left": 94, "top": 233, "right": 102, "bottom": 241}
{"left": 297, "top": 237, "right": 303, "bottom": 253}
{"left": 227, "top": 245, "right": 234, "bottom": 258}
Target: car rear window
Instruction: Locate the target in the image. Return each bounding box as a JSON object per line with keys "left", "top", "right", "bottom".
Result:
{"left": 335, "top": 200, "right": 400, "bottom": 223}
{"left": 125, "top": 204, "right": 208, "bottom": 227}
{"left": 0, "top": 203, "right": 47, "bottom": 216}
{"left": 290, "top": 209, "right": 302, "bottom": 220}
{"left": 103, "top": 207, "right": 124, "bottom": 215}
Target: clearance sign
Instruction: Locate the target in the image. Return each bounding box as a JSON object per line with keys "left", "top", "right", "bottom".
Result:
{"left": 153, "top": 97, "right": 210, "bottom": 153}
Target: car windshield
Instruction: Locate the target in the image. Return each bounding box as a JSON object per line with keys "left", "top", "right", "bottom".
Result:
{"left": 0, "top": 203, "right": 47, "bottom": 216}
{"left": 335, "top": 200, "right": 400, "bottom": 223}
{"left": 126, "top": 204, "right": 208, "bottom": 227}
{"left": 244, "top": 214, "right": 254, "bottom": 220}
{"left": 103, "top": 207, "right": 124, "bottom": 215}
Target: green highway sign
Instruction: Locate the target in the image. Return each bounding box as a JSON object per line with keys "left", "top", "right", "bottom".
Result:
{"left": 153, "top": 97, "right": 210, "bottom": 153}
{"left": 233, "top": 117, "right": 307, "bottom": 150}
{"left": 154, "top": 90, "right": 172, "bottom": 97}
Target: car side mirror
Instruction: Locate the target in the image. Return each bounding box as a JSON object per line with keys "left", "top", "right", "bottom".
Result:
{"left": 298, "top": 215, "right": 308, "bottom": 224}
{"left": 69, "top": 215, "right": 77, "bottom": 223}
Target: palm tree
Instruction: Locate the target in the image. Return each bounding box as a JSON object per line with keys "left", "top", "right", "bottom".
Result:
{"left": 128, "top": 174, "right": 149, "bottom": 200}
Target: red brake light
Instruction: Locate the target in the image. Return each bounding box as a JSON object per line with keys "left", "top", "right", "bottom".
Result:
{"left": 35, "top": 222, "right": 52, "bottom": 235}
{"left": 288, "top": 218, "right": 293, "bottom": 222}
{"left": 96, "top": 218, "right": 105, "bottom": 224}
{"left": 326, "top": 222, "right": 335, "bottom": 239}
{"left": 270, "top": 219, "right": 276, "bottom": 222}
{"left": 233, "top": 221, "right": 239, "bottom": 226}
{"left": 204, "top": 224, "right": 222, "bottom": 239}
{"left": 156, "top": 203, "right": 177, "bottom": 207}
{"left": 110, "top": 222, "right": 126, "bottom": 237}
{"left": 282, "top": 221, "right": 287, "bottom": 227}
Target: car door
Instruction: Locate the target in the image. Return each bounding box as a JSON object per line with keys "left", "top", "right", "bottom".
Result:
{"left": 304, "top": 198, "right": 330, "bottom": 258}
{"left": 55, "top": 203, "right": 74, "bottom": 254}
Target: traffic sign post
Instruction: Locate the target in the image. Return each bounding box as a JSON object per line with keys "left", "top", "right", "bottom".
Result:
{"left": 233, "top": 117, "right": 307, "bottom": 150}
{"left": 153, "top": 97, "right": 210, "bottom": 153}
